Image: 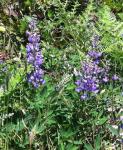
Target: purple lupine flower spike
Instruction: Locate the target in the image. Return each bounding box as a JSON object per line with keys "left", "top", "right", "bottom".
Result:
{"left": 26, "top": 17, "right": 45, "bottom": 87}
{"left": 75, "top": 50, "right": 109, "bottom": 99}
{"left": 75, "top": 33, "right": 120, "bottom": 100}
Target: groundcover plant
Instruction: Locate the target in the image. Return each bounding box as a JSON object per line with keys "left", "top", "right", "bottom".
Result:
{"left": 0, "top": 0, "right": 123, "bottom": 150}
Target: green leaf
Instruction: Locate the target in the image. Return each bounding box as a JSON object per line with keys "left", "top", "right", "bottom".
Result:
{"left": 60, "top": 129, "right": 75, "bottom": 139}
{"left": 9, "top": 66, "right": 25, "bottom": 91}
{"left": 96, "top": 117, "right": 107, "bottom": 125}
{"left": 0, "top": 26, "right": 5, "bottom": 32}
{"left": 60, "top": 141, "right": 65, "bottom": 150}
{"left": 48, "top": 10, "right": 54, "bottom": 18}
{"left": 118, "top": 13, "right": 123, "bottom": 21}
{"left": 84, "top": 143, "right": 93, "bottom": 150}
{"left": 73, "top": 140, "right": 83, "bottom": 145}
{"left": 66, "top": 144, "right": 78, "bottom": 150}
{"left": 107, "top": 125, "right": 119, "bottom": 136}
{"left": 94, "top": 135, "right": 101, "bottom": 150}
{"left": 46, "top": 118, "right": 56, "bottom": 125}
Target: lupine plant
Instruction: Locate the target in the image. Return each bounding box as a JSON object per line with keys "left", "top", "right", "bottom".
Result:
{"left": 26, "top": 18, "right": 45, "bottom": 87}
{"left": 0, "top": 0, "right": 123, "bottom": 150}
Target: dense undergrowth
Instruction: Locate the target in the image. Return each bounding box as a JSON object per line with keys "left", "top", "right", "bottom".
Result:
{"left": 0, "top": 0, "right": 123, "bottom": 150}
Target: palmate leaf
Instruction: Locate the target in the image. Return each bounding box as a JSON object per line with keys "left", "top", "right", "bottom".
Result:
{"left": 9, "top": 68, "right": 25, "bottom": 90}
{"left": 0, "top": 64, "right": 25, "bottom": 97}
{"left": 84, "top": 136, "right": 102, "bottom": 150}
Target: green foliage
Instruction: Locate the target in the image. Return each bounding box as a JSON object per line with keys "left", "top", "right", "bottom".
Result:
{"left": 103, "top": 0, "right": 123, "bottom": 11}
{"left": 97, "top": 5, "right": 123, "bottom": 67}
{"left": 0, "top": 0, "right": 123, "bottom": 150}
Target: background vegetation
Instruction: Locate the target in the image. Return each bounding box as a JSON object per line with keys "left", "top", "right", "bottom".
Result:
{"left": 0, "top": 0, "right": 123, "bottom": 149}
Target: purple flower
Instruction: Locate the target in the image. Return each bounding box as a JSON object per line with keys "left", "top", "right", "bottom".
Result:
{"left": 93, "top": 59, "right": 100, "bottom": 64}
{"left": 26, "top": 43, "right": 34, "bottom": 53}
{"left": 102, "top": 76, "right": 109, "bottom": 83}
{"left": 75, "top": 58, "right": 100, "bottom": 97}
{"left": 26, "top": 18, "right": 45, "bottom": 87}
{"left": 26, "top": 31, "right": 31, "bottom": 36}
{"left": 28, "top": 68, "right": 45, "bottom": 88}
{"left": 75, "top": 50, "right": 111, "bottom": 99}
{"left": 112, "top": 74, "right": 119, "bottom": 81}
{"left": 27, "top": 53, "right": 34, "bottom": 64}
{"left": 28, "top": 33, "right": 40, "bottom": 43}
{"left": 76, "top": 87, "right": 82, "bottom": 93}
{"left": 34, "top": 52, "right": 43, "bottom": 67}
{"left": 81, "top": 93, "right": 87, "bottom": 100}
{"left": 88, "top": 50, "right": 102, "bottom": 59}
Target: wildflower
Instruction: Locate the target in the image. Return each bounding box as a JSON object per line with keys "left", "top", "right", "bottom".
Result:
{"left": 81, "top": 93, "right": 87, "bottom": 100}
{"left": 75, "top": 49, "right": 111, "bottom": 99}
{"left": 75, "top": 34, "right": 113, "bottom": 100}
{"left": 102, "top": 76, "right": 109, "bottom": 83}
{"left": 112, "top": 74, "right": 119, "bottom": 81}
{"left": 26, "top": 18, "right": 45, "bottom": 87}
{"left": 88, "top": 50, "right": 102, "bottom": 59}
{"left": 76, "top": 52, "right": 102, "bottom": 99}
{"left": 28, "top": 33, "right": 40, "bottom": 43}
{"left": 75, "top": 61, "right": 100, "bottom": 94}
